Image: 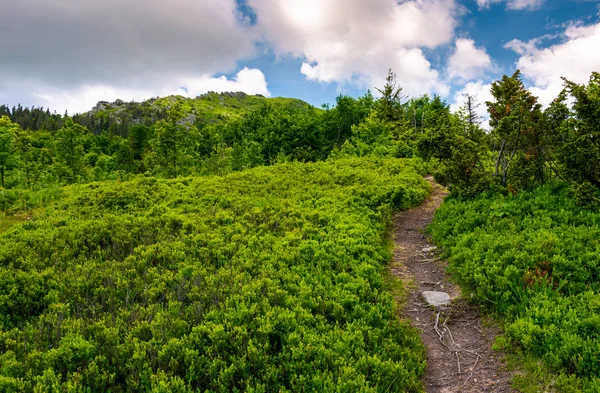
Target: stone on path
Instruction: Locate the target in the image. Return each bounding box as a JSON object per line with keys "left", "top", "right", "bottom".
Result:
{"left": 422, "top": 246, "right": 437, "bottom": 253}
{"left": 422, "top": 291, "right": 451, "bottom": 307}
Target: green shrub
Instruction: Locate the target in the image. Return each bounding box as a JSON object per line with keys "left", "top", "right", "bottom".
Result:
{"left": 432, "top": 184, "right": 600, "bottom": 391}
{"left": 0, "top": 157, "right": 429, "bottom": 392}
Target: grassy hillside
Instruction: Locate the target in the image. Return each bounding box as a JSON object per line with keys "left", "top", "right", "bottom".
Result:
{"left": 81, "top": 92, "right": 314, "bottom": 134}
{"left": 1, "top": 92, "right": 313, "bottom": 136}
{"left": 0, "top": 157, "right": 430, "bottom": 392}
{"left": 431, "top": 185, "right": 600, "bottom": 392}
{"left": 0, "top": 93, "right": 336, "bottom": 189}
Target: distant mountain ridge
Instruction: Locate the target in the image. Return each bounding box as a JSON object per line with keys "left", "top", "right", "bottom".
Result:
{"left": 78, "top": 91, "right": 313, "bottom": 135}
{"left": 1, "top": 91, "right": 314, "bottom": 136}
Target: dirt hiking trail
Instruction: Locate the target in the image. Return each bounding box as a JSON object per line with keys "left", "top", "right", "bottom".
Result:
{"left": 391, "top": 180, "right": 515, "bottom": 393}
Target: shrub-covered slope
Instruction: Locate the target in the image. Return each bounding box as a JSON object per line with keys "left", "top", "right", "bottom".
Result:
{"left": 431, "top": 185, "right": 600, "bottom": 392}
{"left": 0, "top": 157, "right": 430, "bottom": 392}
{"left": 82, "top": 92, "right": 312, "bottom": 133}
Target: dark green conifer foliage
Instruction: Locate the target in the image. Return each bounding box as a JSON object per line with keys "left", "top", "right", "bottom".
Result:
{"left": 555, "top": 72, "right": 600, "bottom": 206}
{"left": 374, "top": 69, "right": 406, "bottom": 124}
{"left": 487, "top": 70, "right": 545, "bottom": 188}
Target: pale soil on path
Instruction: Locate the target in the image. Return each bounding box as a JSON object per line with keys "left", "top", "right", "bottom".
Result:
{"left": 391, "top": 180, "right": 516, "bottom": 393}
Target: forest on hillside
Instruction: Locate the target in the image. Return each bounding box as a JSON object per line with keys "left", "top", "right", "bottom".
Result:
{"left": 0, "top": 70, "right": 599, "bottom": 392}
{"left": 1, "top": 71, "right": 599, "bottom": 208}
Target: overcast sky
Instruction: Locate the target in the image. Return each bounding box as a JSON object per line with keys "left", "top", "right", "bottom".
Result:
{"left": 1, "top": 0, "right": 599, "bottom": 115}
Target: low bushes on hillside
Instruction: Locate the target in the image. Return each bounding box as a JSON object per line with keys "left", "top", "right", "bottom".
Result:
{"left": 0, "top": 157, "right": 430, "bottom": 392}
{"left": 432, "top": 185, "right": 600, "bottom": 392}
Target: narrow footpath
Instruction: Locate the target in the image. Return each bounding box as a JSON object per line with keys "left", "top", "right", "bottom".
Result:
{"left": 391, "top": 180, "right": 515, "bottom": 393}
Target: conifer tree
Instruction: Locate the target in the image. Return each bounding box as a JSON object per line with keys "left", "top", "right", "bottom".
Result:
{"left": 486, "top": 70, "right": 544, "bottom": 187}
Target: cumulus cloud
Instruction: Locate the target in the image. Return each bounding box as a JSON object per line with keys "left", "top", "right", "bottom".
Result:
{"left": 181, "top": 68, "right": 270, "bottom": 98}
{"left": 0, "top": 0, "right": 256, "bottom": 86}
{"left": 504, "top": 36, "right": 549, "bottom": 55}
{"left": 23, "top": 68, "right": 270, "bottom": 115}
{"left": 476, "top": 0, "right": 544, "bottom": 11}
{"left": 505, "top": 21, "right": 600, "bottom": 106}
{"left": 248, "top": 0, "right": 461, "bottom": 96}
{"left": 0, "top": 0, "right": 263, "bottom": 113}
{"left": 447, "top": 38, "right": 494, "bottom": 81}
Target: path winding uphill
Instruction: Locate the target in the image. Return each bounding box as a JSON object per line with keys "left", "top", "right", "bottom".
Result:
{"left": 391, "top": 180, "right": 515, "bottom": 393}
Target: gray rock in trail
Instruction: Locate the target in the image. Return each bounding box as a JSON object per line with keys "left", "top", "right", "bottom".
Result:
{"left": 422, "top": 246, "right": 437, "bottom": 253}
{"left": 422, "top": 291, "right": 451, "bottom": 307}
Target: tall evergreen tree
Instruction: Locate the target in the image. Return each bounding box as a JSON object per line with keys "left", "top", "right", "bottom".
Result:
{"left": 486, "top": 70, "right": 545, "bottom": 187}
{"left": 374, "top": 69, "right": 406, "bottom": 124}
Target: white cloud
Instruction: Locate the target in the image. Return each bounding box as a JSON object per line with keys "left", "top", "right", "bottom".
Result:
{"left": 0, "top": 0, "right": 257, "bottom": 85}
{"left": 476, "top": 0, "right": 498, "bottom": 8}
{"left": 447, "top": 38, "right": 494, "bottom": 81}
{"left": 181, "top": 68, "right": 270, "bottom": 98}
{"left": 248, "top": 0, "right": 460, "bottom": 97}
{"left": 505, "top": 21, "right": 600, "bottom": 106}
{"left": 29, "top": 68, "right": 270, "bottom": 115}
{"left": 450, "top": 80, "right": 494, "bottom": 128}
{"left": 504, "top": 37, "right": 545, "bottom": 55}
{"left": 506, "top": 0, "right": 544, "bottom": 10}
{"left": 476, "top": 0, "right": 544, "bottom": 11}
{"left": 0, "top": 0, "right": 258, "bottom": 113}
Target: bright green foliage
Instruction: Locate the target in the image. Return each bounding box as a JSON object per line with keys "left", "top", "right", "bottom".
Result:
{"left": 487, "top": 71, "right": 546, "bottom": 188}
{"left": 15, "top": 130, "right": 42, "bottom": 189}
{"left": 0, "top": 157, "right": 430, "bottom": 392}
{"left": 364, "top": 70, "right": 415, "bottom": 158}
{"left": 415, "top": 97, "right": 491, "bottom": 198}
{"left": 149, "top": 93, "right": 310, "bottom": 127}
{"left": 53, "top": 119, "right": 87, "bottom": 184}
{"left": 219, "top": 102, "right": 326, "bottom": 167}
{"left": 416, "top": 70, "right": 600, "bottom": 199}
{"left": 129, "top": 125, "right": 152, "bottom": 162}
{"left": 0, "top": 116, "right": 18, "bottom": 187}
{"left": 0, "top": 93, "right": 382, "bottom": 189}
{"left": 416, "top": 97, "right": 457, "bottom": 162}
{"left": 404, "top": 95, "right": 429, "bottom": 133}
{"left": 552, "top": 73, "right": 600, "bottom": 207}
{"left": 147, "top": 103, "right": 197, "bottom": 178}
{"left": 320, "top": 93, "right": 374, "bottom": 149}
{"left": 335, "top": 82, "right": 429, "bottom": 161}
{"left": 334, "top": 114, "right": 409, "bottom": 158}
{"left": 432, "top": 185, "right": 600, "bottom": 391}
{"left": 374, "top": 70, "right": 406, "bottom": 125}
{"left": 15, "top": 130, "right": 54, "bottom": 188}
{"left": 68, "top": 93, "right": 312, "bottom": 137}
